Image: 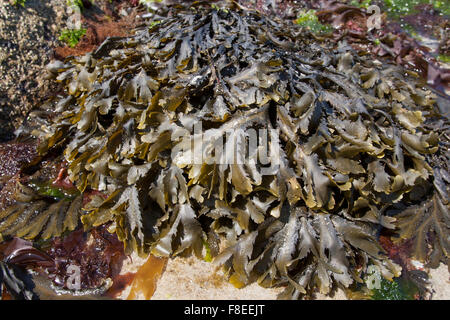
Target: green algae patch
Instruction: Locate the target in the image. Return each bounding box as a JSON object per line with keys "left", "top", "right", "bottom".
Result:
{"left": 59, "top": 28, "right": 87, "bottom": 48}
{"left": 384, "top": 0, "right": 450, "bottom": 17}
{"left": 28, "top": 181, "right": 80, "bottom": 201}
{"left": 371, "top": 277, "right": 419, "bottom": 300}
{"left": 437, "top": 54, "right": 450, "bottom": 63}
{"left": 295, "top": 10, "right": 333, "bottom": 34}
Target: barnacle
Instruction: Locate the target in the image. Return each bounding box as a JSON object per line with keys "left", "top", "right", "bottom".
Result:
{"left": 1, "top": 3, "right": 449, "bottom": 299}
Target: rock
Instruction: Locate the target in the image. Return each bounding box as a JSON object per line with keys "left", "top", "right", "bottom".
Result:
{"left": 0, "top": 0, "right": 68, "bottom": 142}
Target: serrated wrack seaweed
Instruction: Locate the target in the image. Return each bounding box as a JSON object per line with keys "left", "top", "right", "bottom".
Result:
{"left": 0, "top": 183, "right": 83, "bottom": 241}
{"left": 2, "top": 4, "right": 449, "bottom": 299}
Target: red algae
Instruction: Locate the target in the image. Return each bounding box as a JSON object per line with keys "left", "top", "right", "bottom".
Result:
{"left": 105, "top": 272, "right": 136, "bottom": 298}
{"left": 46, "top": 225, "right": 126, "bottom": 289}
{"left": 379, "top": 235, "right": 415, "bottom": 271}
{"left": 53, "top": 0, "right": 139, "bottom": 59}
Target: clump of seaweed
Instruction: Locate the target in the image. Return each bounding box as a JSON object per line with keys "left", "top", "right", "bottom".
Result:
{"left": 1, "top": 2, "right": 449, "bottom": 299}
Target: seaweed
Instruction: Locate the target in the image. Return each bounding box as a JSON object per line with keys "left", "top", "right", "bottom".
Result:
{"left": 0, "top": 238, "right": 44, "bottom": 300}
{"left": 59, "top": 28, "right": 88, "bottom": 48}
{"left": 395, "top": 193, "right": 449, "bottom": 270}
{"left": 295, "top": 9, "right": 333, "bottom": 34}
{"left": 0, "top": 182, "right": 83, "bottom": 242}
{"left": 45, "top": 225, "right": 126, "bottom": 290}
{"left": 0, "top": 261, "right": 38, "bottom": 300}
{"left": 371, "top": 276, "right": 414, "bottom": 300}
{"left": 2, "top": 2, "right": 449, "bottom": 299}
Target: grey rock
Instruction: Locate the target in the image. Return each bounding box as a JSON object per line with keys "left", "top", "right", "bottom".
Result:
{"left": 0, "top": 0, "right": 68, "bottom": 142}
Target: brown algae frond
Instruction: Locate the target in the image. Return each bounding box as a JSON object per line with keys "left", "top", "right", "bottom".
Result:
{"left": 1, "top": 5, "right": 448, "bottom": 299}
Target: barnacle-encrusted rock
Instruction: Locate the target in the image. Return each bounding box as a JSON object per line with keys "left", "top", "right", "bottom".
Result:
{"left": 2, "top": 4, "right": 449, "bottom": 298}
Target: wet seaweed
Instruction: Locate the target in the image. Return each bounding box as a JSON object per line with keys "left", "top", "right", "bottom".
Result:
{"left": 1, "top": 3, "right": 449, "bottom": 299}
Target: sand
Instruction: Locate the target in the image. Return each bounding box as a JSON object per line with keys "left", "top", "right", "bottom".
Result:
{"left": 117, "top": 253, "right": 449, "bottom": 300}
